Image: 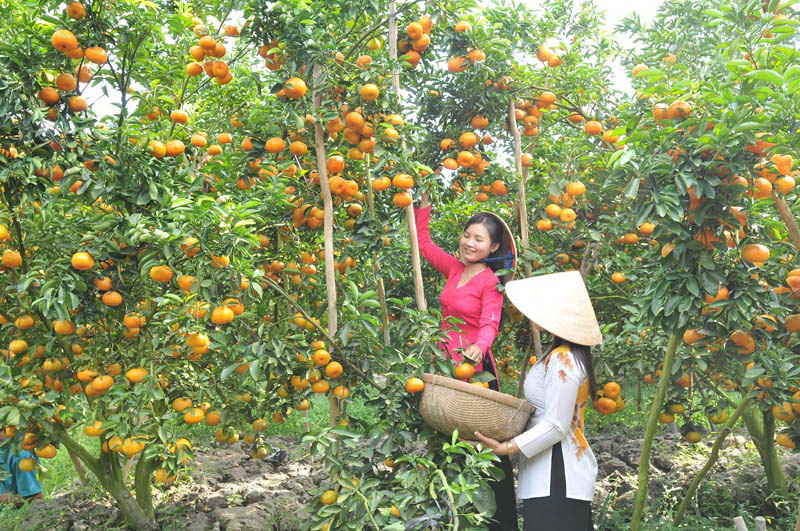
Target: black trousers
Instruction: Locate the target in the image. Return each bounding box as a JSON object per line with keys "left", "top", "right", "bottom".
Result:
{"left": 522, "top": 443, "right": 593, "bottom": 531}
{"left": 487, "top": 362, "right": 520, "bottom": 531}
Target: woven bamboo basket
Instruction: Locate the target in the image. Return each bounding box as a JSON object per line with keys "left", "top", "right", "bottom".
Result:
{"left": 419, "top": 373, "right": 534, "bottom": 442}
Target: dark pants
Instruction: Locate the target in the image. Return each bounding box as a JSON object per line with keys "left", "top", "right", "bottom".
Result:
{"left": 487, "top": 362, "right": 520, "bottom": 531}
{"left": 522, "top": 443, "right": 593, "bottom": 531}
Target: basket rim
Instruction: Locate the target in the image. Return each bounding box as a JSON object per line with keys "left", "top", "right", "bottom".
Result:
{"left": 422, "top": 373, "right": 534, "bottom": 412}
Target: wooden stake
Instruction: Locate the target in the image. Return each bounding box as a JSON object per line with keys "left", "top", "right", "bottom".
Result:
{"left": 365, "top": 164, "right": 391, "bottom": 344}
{"left": 772, "top": 190, "right": 800, "bottom": 250}
{"left": 509, "top": 97, "right": 539, "bottom": 396}
{"left": 388, "top": 1, "right": 427, "bottom": 311}
{"left": 311, "top": 64, "right": 339, "bottom": 426}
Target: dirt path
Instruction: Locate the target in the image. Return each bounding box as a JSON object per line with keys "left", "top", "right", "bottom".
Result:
{"left": 14, "top": 431, "right": 800, "bottom": 530}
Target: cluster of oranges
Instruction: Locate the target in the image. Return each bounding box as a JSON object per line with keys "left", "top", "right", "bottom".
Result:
{"left": 185, "top": 20, "right": 238, "bottom": 86}
{"left": 398, "top": 15, "right": 434, "bottom": 69}
{"left": 593, "top": 381, "right": 624, "bottom": 414}
{"left": 536, "top": 181, "right": 585, "bottom": 232}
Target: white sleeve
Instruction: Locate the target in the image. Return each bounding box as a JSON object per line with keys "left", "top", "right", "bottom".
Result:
{"left": 513, "top": 351, "right": 582, "bottom": 458}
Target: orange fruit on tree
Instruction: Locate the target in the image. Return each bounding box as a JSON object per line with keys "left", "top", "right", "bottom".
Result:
{"left": 785, "top": 314, "right": 800, "bottom": 333}
{"left": 320, "top": 490, "right": 338, "bottom": 505}
{"left": 68, "top": 95, "right": 88, "bottom": 112}
{"left": 407, "top": 21, "right": 424, "bottom": 39}
{"left": 15, "top": 314, "right": 35, "bottom": 329}
{"left": 631, "top": 63, "right": 649, "bottom": 76}
{"left": 284, "top": 77, "right": 307, "bottom": 98}
{"left": 149, "top": 265, "right": 173, "bottom": 283}
{"left": 593, "top": 397, "right": 616, "bottom": 414}
{"left": 610, "top": 272, "right": 626, "bottom": 284}
{"left": 312, "top": 349, "right": 331, "bottom": 366}
{"left": 170, "top": 109, "right": 188, "bottom": 123}
{"left": 51, "top": 29, "right": 79, "bottom": 52}
{"left": 490, "top": 180, "right": 508, "bottom": 196}
{"left": 392, "top": 174, "right": 414, "bottom": 190}
{"left": 584, "top": 121, "right": 602, "bottom": 135}
{"left": 559, "top": 208, "right": 576, "bottom": 223}
{"left": 56, "top": 73, "right": 77, "bottom": 92}
{"left": 447, "top": 57, "right": 468, "bottom": 73}
{"left": 454, "top": 20, "right": 472, "bottom": 32}
{"left": 311, "top": 379, "right": 330, "bottom": 393}
{"left": 84, "top": 46, "right": 108, "bottom": 64}
{"left": 18, "top": 458, "right": 36, "bottom": 472}
{"left": 741, "top": 243, "right": 770, "bottom": 264}
{"left": 565, "top": 181, "right": 585, "bottom": 196}
{"left": 92, "top": 374, "right": 114, "bottom": 391}
{"left": 405, "top": 377, "right": 424, "bottom": 393}
{"left": 66, "top": 1, "right": 86, "bottom": 19}
{"left": 172, "top": 397, "right": 192, "bottom": 412}
{"left": 360, "top": 83, "right": 380, "bottom": 101}
{"left": 730, "top": 330, "right": 755, "bottom": 354}
{"left": 53, "top": 319, "right": 75, "bottom": 335}
{"left": 71, "top": 251, "right": 95, "bottom": 271}
{"left": 459, "top": 131, "right": 478, "bottom": 148}
{"left": 325, "top": 361, "right": 343, "bottom": 379}
{"left": 666, "top": 100, "right": 691, "bottom": 120}
{"left": 184, "top": 407, "right": 205, "bottom": 424}
{"left": 682, "top": 328, "right": 706, "bottom": 345}
{"left": 333, "top": 385, "right": 349, "bottom": 398}
{"left": 125, "top": 368, "right": 148, "bottom": 383}
{"left": 101, "top": 291, "right": 123, "bottom": 307}
{"left": 454, "top": 362, "right": 475, "bottom": 380}
{"left": 603, "top": 382, "right": 621, "bottom": 399}
{"left": 36, "top": 444, "right": 57, "bottom": 459}
{"left": 210, "top": 305, "right": 235, "bottom": 325}
{"left": 265, "top": 137, "right": 286, "bottom": 153}
{"left": 392, "top": 191, "right": 413, "bottom": 207}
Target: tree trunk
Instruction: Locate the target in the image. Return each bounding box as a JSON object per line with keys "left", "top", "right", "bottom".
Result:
{"left": 59, "top": 429, "right": 157, "bottom": 530}
{"left": 673, "top": 395, "right": 752, "bottom": 525}
{"left": 741, "top": 406, "right": 788, "bottom": 498}
{"left": 631, "top": 332, "right": 680, "bottom": 531}
{"left": 134, "top": 452, "right": 157, "bottom": 518}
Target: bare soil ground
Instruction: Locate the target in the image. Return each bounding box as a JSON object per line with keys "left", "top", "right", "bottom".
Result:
{"left": 10, "top": 431, "right": 800, "bottom": 530}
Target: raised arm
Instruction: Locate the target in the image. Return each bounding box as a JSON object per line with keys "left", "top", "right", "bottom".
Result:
{"left": 413, "top": 204, "right": 461, "bottom": 276}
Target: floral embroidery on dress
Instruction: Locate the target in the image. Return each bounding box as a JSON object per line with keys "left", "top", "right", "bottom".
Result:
{"left": 557, "top": 350, "right": 574, "bottom": 372}
{"left": 571, "top": 380, "right": 590, "bottom": 460}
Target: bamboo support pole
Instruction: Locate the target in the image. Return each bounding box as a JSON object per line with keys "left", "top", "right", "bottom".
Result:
{"left": 509, "top": 98, "right": 540, "bottom": 396}
{"left": 365, "top": 165, "right": 392, "bottom": 344}
{"left": 388, "top": 1, "right": 427, "bottom": 311}
{"left": 311, "top": 64, "right": 340, "bottom": 427}
{"left": 772, "top": 190, "right": 800, "bottom": 250}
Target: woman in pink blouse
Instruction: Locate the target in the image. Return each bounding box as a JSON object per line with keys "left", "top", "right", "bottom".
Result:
{"left": 414, "top": 192, "right": 518, "bottom": 531}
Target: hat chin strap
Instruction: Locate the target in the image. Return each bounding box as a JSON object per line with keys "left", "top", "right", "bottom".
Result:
{"left": 477, "top": 251, "right": 516, "bottom": 270}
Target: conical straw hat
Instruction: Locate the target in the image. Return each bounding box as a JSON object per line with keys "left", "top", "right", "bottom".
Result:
{"left": 505, "top": 271, "right": 602, "bottom": 346}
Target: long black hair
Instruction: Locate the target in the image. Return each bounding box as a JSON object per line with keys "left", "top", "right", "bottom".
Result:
{"left": 463, "top": 212, "right": 514, "bottom": 284}
{"left": 539, "top": 335, "right": 597, "bottom": 396}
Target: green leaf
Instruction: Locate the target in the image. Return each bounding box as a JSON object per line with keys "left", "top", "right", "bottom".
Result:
{"left": 743, "top": 70, "right": 783, "bottom": 86}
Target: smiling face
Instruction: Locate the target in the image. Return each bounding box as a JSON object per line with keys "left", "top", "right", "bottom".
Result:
{"left": 459, "top": 221, "right": 499, "bottom": 263}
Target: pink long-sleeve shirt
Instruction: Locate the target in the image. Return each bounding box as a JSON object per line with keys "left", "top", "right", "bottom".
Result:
{"left": 414, "top": 206, "right": 503, "bottom": 375}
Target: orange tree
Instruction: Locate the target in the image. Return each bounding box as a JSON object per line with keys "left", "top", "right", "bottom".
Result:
{"left": 552, "top": 0, "right": 800, "bottom": 527}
